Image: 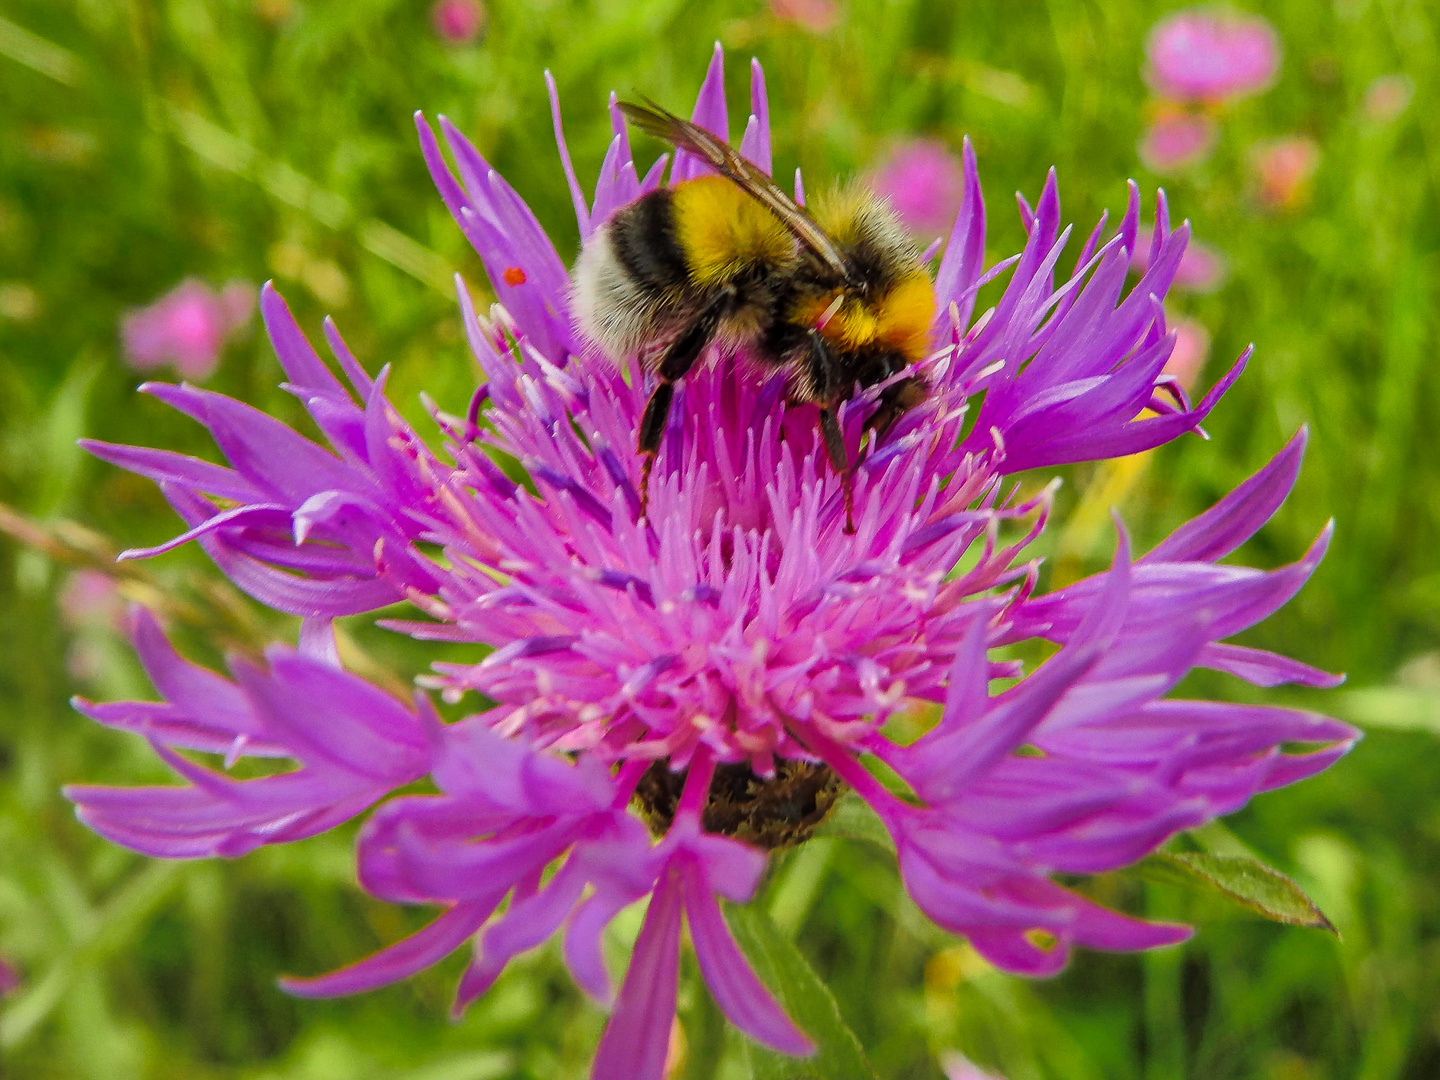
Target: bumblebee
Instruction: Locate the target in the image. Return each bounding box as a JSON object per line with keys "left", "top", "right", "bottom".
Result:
{"left": 572, "top": 100, "right": 935, "bottom": 531}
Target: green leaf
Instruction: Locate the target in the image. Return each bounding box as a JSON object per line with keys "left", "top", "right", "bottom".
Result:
{"left": 812, "top": 794, "right": 894, "bottom": 854}
{"left": 1143, "top": 852, "right": 1338, "bottom": 936}
{"left": 723, "top": 903, "right": 877, "bottom": 1080}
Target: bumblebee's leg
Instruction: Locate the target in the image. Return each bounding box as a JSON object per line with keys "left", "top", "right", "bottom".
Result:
{"left": 807, "top": 331, "right": 855, "bottom": 534}
{"left": 864, "top": 375, "right": 929, "bottom": 443}
{"left": 636, "top": 292, "right": 731, "bottom": 519}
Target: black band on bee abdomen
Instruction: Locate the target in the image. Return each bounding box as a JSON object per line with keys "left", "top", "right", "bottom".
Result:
{"left": 611, "top": 190, "right": 688, "bottom": 292}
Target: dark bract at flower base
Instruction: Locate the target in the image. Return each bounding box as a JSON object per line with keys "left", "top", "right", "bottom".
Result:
{"left": 68, "top": 46, "right": 1356, "bottom": 1080}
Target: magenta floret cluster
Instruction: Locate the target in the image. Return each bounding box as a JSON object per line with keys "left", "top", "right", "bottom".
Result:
{"left": 69, "top": 48, "right": 1353, "bottom": 1078}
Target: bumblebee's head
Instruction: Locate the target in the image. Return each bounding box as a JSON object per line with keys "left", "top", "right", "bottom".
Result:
{"left": 791, "top": 186, "right": 935, "bottom": 366}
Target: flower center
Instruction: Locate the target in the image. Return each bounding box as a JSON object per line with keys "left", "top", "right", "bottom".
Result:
{"left": 633, "top": 759, "right": 846, "bottom": 850}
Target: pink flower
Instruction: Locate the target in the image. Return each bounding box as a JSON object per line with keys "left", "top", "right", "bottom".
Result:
{"left": 120, "top": 279, "right": 253, "bottom": 381}
{"left": 66, "top": 639, "right": 109, "bottom": 684}
{"left": 770, "top": 0, "right": 839, "bottom": 32}
{"left": 871, "top": 139, "right": 967, "bottom": 237}
{"left": 58, "top": 569, "right": 125, "bottom": 631}
{"left": 942, "top": 1053, "right": 1005, "bottom": 1080}
{"left": 0, "top": 959, "right": 20, "bottom": 997}
{"left": 1163, "top": 316, "right": 1212, "bottom": 394}
{"left": 1145, "top": 8, "right": 1281, "bottom": 103}
{"left": 1252, "top": 135, "right": 1320, "bottom": 209}
{"left": 1138, "top": 112, "right": 1219, "bottom": 173}
{"left": 431, "top": 0, "right": 485, "bottom": 44}
{"left": 1130, "top": 228, "right": 1226, "bottom": 293}
{"left": 1363, "top": 74, "right": 1413, "bottom": 123}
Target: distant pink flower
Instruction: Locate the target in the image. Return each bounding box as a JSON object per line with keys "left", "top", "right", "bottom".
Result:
{"left": 942, "top": 1053, "right": 1004, "bottom": 1080}
{"left": 59, "top": 569, "right": 125, "bottom": 631}
{"left": 1252, "top": 135, "right": 1320, "bottom": 209}
{"left": 1138, "top": 112, "right": 1219, "bottom": 172}
{"left": 120, "top": 279, "right": 253, "bottom": 381}
{"left": 431, "top": 0, "right": 485, "bottom": 44}
{"left": 1363, "top": 74, "right": 1413, "bottom": 122}
{"left": 0, "top": 959, "right": 20, "bottom": 996}
{"left": 1131, "top": 229, "right": 1226, "bottom": 293}
{"left": 1163, "top": 316, "right": 1212, "bottom": 394}
{"left": 1146, "top": 8, "right": 1281, "bottom": 102}
{"left": 871, "top": 139, "right": 966, "bottom": 236}
{"left": 66, "top": 638, "right": 109, "bottom": 683}
{"left": 770, "top": 0, "right": 839, "bottom": 33}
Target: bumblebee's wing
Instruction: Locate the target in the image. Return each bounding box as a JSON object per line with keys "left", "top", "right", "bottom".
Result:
{"left": 620, "top": 99, "right": 852, "bottom": 282}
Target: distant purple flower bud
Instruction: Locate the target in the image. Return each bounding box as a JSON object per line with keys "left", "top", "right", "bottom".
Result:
{"left": 1130, "top": 227, "right": 1227, "bottom": 292}
{"left": 431, "top": 0, "right": 485, "bottom": 44}
{"left": 72, "top": 49, "right": 1352, "bottom": 1080}
{"left": 1251, "top": 134, "right": 1320, "bottom": 209}
{"left": 120, "top": 279, "right": 253, "bottom": 381}
{"left": 1138, "top": 111, "right": 1218, "bottom": 172}
{"left": 871, "top": 139, "right": 967, "bottom": 238}
{"left": 1145, "top": 8, "right": 1281, "bottom": 103}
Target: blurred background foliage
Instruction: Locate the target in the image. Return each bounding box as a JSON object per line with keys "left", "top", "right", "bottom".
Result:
{"left": 1, "top": 0, "right": 1438, "bottom": 1077}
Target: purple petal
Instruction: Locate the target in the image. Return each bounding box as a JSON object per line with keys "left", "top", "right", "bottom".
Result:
{"left": 280, "top": 901, "right": 495, "bottom": 997}
{"left": 236, "top": 652, "right": 430, "bottom": 781}
{"left": 160, "top": 486, "right": 403, "bottom": 617}
{"left": 741, "top": 58, "right": 772, "bottom": 175}
{"left": 591, "top": 870, "right": 684, "bottom": 1080}
{"left": 683, "top": 861, "right": 813, "bottom": 1055}
{"left": 546, "top": 69, "right": 592, "bottom": 238}
{"left": 564, "top": 885, "right": 639, "bottom": 1003}
{"left": 80, "top": 440, "right": 264, "bottom": 504}
{"left": 261, "top": 283, "right": 351, "bottom": 405}
{"left": 671, "top": 42, "right": 728, "bottom": 184}
{"left": 1145, "top": 429, "right": 1306, "bottom": 564}
{"left": 933, "top": 138, "right": 986, "bottom": 334}
{"left": 455, "top": 856, "right": 590, "bottom": 1011}
{"left": 323, "top": 316, "right": 374, "bottom": 397}
{"left": 1198, "top": 642, "right": 1344, "bottom": 688}
{"left": 141, "top": 383, "right": 372, "bottom": 505}
{"left": 129, "top": 607, "right": 262, "bottom": 736}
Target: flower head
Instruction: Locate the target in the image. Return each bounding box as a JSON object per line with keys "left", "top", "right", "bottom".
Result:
{"left": 1138, "top": 112, "right": 1218, "bottom": 173}
{"left": 1145, "top": 8, "right": 1281, "bottom": 103}
{"left": 1130, "top": 227, "right": 1227, "bottom": 292}
{"left": 70, "top": 48, "right": 1352, "bottom": 1079}
{"left": 120, "top": 278, "right": 253, "bottom": 381}
{"left": 1162, "top": 316, "right": 1211, "bottom": 393}
{"left": 431, "top": 0, "right": 485, "bottom": 44}
{"left": 870, "top": 139, "right": 967, "bottom": 237}
{"left": 770, "top": 0, "right": 839, "bottom": 33}
{"left": 1252, "top": 134, "right": 1321, "bottom": 210}
{"left": 1363, "top": 74, "right": 1414, "bottom": 123}
{"left": 943, "top": 1054, "right": 1005, "bottom": 1080}
{"left": 58, "top": 569, "right": 125, "bottom": 631}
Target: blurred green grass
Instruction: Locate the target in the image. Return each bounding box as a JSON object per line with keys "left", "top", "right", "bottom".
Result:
{"left": 1, "top": 1, "right": 1438, "bottom": 1077}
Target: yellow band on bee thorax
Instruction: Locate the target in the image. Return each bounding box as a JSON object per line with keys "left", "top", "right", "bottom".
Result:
{"left": 671, "top": 176, "right": 794, "bottom": 287}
